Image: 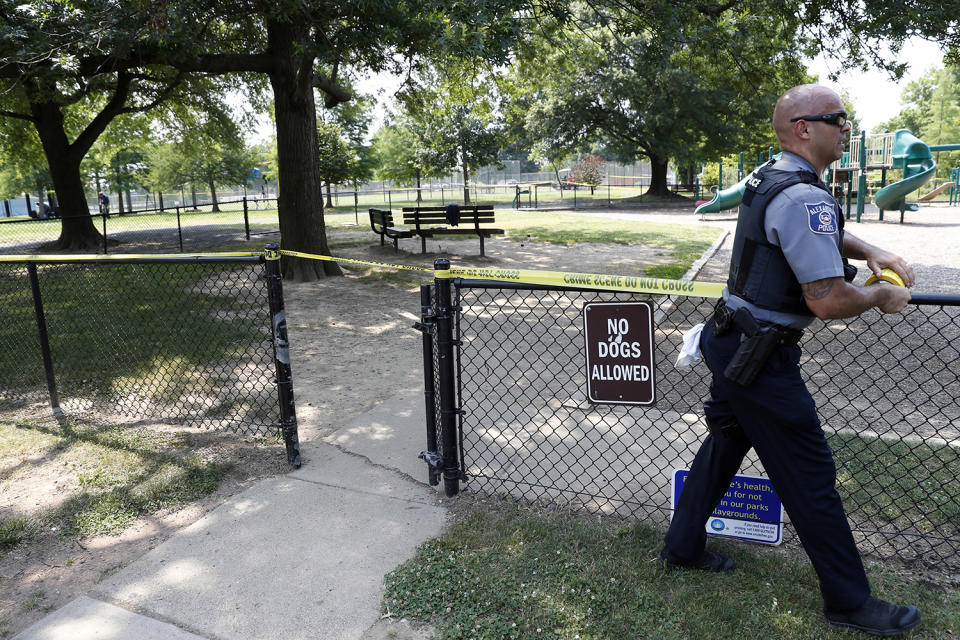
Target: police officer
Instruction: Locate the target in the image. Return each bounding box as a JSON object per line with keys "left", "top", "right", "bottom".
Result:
{"left": 660, "top": 85, "right": 920, "bottom": 636}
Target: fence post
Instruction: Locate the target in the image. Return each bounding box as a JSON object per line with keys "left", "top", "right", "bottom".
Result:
{"left": 264, "top": 244, "right": 302, "bottom": 468}
{"left": 417, "top": 284, "right": 441, "bottom": 486}
{"left": 433, "top": 258, "right": 461, "bottom": 497}
{"left": 176, "top": 205, "right": 184, "bottom": 252}
{"left": 27, "top": 263, "right": 60, "bottom": 413}
{"left": 242, "top": 196, "right": 250, "bottom": 241}
{"left": 101, "top": 212, "right": 108, "bottom": 254}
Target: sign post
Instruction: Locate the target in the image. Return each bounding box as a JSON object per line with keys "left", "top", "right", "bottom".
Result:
{"left": 582, "top": 301, "right": 655, "bottom": 405}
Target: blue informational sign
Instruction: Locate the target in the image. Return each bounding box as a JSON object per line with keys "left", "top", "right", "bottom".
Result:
{"left": 672, "top": 469, "right": 785, "bottom": 545}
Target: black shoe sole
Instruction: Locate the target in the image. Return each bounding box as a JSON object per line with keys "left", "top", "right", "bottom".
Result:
{"left": 825, "top": 616, "right": 921, "bottom": 636}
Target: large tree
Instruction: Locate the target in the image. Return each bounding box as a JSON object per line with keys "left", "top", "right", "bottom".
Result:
{"left": 508, "top": 3, "right": 810, "bottom": 196}
{"left": 154, "top": 1, "right": 527, "bottom": 279}
{"left": 0, "top": 2, "right": 244, "bottom": 249}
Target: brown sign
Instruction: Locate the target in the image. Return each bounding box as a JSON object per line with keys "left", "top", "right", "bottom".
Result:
{"left": 583, "top": 301, "right": 656, "bottom": 405}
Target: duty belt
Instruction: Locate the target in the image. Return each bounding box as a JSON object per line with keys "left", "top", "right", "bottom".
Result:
{"left": 712, "top": 299, "right": 803, "bottom": 347}
{"left": 712, "top": 299, "right": 804, "bottom": 385}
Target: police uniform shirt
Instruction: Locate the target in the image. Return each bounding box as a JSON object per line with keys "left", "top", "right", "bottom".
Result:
{"left": 724, "top": 151, "right": 844, "bottom": 329}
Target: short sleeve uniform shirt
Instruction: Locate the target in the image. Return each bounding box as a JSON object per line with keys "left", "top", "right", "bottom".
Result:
{"left": 724, "top": 151, "right": 845, "bottom": 329}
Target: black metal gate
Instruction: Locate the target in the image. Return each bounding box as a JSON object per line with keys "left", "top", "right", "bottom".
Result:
{"left": 419, "top": 260, "right": 960, "bottom": 569}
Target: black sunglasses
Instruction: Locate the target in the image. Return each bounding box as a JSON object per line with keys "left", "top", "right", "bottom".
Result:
{"left": 790, "top": 111, "right": 848, "bottom": 127}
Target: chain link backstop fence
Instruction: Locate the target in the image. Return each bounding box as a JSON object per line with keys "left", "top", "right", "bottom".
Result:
{"left": 0, "top": 251, "right": 300, "bottom": 466}
{"left": 419, "top": 267, "right": 960, "bottom": 571}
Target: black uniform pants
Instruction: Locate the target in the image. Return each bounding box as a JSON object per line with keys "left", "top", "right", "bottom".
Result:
{"left": 664, "top": 319, "right": 870, "bottom": 610}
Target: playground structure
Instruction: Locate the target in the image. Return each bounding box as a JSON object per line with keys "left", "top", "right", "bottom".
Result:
{"left": 696, "top": 130, "right": 960, "bottom": 221}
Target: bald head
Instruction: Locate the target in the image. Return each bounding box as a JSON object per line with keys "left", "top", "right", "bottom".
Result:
{"left": 771, "top": 84, "right": 849, "bottom": 172}
{"left": 773, "top": 84, "right": 841, "bottom": 144}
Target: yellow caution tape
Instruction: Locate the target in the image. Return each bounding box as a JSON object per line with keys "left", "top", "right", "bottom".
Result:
{"left": 281, "top": 251, "right": 720, "bottom": 296}
{"left": 864, "top": 268, "right": 906, "bottom": 287}
{"left": 0, "top": 249, "right": 721, "bottom": 297}
{"left": 278, "top": 249, "right": 431, "bottom": 272}
{"left": 448, "top": 265, "right": 724, "bottom": 298}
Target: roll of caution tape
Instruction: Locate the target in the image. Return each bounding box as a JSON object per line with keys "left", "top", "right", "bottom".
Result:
{"left": 864, "top": 268, "right": 906, "bottom": 287}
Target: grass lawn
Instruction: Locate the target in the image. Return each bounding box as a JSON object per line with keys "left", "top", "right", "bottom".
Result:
{"left": 0, "top": 261, "right": 270, "bottom": 419}
{"left": 0, "top": 418, "right": 236, "bottom": 548}
{"left": 385, "top": 500, "right": 960, "bottom": 640}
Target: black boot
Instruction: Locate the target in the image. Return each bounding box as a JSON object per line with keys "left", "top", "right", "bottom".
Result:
{"left": 825, "top": 597, "right": 921, "bottom": 636}
{"left": 658, "top": 546, "right": 735, "bottom": 572}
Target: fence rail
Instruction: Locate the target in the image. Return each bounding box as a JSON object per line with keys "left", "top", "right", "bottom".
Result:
{"left": 0, "top": 250, "right": 300, "bottom": 466}
{"left": 0, "top": 197, "right": 279, "bottom": 255}
{"left": 419, "top": 268, "right": 960, "bottom": 570}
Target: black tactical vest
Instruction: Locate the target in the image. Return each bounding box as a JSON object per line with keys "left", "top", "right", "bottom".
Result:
{"left": 727, "top": 161, "right": 844, "bottom": 316}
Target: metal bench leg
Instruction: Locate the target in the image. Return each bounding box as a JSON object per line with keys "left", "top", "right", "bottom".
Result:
{"left": 479, "top": 235, "right": 485, "bottom": 257}
{"left": 421, "top": 235, "right": 427, "bottom": 253}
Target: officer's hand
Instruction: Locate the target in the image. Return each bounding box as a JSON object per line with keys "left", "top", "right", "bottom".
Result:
{"left": 875, "top": 282, "right": 912, "bottom": 314}
{"left": 866, "top": 250, "right": 915, "bottom": 288}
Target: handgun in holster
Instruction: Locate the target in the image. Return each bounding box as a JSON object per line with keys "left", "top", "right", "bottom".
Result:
{"left": 722, "top": 307, "right": 782, "bottom": 386}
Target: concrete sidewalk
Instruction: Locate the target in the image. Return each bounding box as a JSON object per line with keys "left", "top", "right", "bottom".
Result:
{"left": 14, "top": 393, "right": 441, "bottom": 640}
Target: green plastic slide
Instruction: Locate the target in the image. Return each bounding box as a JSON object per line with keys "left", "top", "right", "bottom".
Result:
{"left": 695, "top": 154, "right": 782, "bottom": 215}
{"left": 873, "top": 129, "right": 936, "bottom": 213}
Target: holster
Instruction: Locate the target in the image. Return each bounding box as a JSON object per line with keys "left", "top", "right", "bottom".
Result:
{"left": 719, "top": 305, "right": 802, "bottom": 386}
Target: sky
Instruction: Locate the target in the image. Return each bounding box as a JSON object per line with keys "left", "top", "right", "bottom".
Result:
{"left": 807, "top": 38, "right": 946, "bottom": 132}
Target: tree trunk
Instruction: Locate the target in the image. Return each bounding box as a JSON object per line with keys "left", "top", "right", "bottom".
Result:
{"left": 158, "top": 191, "right": 164, "bottom": 211}
{"left": 191, "top": 184, "right": 198, "bottom": 209}
{"left": 645, "top": 155, "right": 672, "bottom": 197}
{"left": 461, "top": 149, "right": 471, "bottom": 205}
{"left": 125, "top": 188, "right": 132, "bottom": 213}
{"left": 268, "top": 19, "right": 340, "bottom": 281}
{"left": 325, "top": 182, "right": 333, "bottom": 208}
{"left": 209, "top": 179, "right": 220, "bottom": 212}
{"left": 416, "top": 168, "right": 422, "bottom": 203}
{"left": 27, "top": 92, "right": 102, "bottom": 250}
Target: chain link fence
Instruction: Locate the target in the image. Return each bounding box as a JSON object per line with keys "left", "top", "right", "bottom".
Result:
{"left": 419, "top": 274, "right": 960, "bottom": 570}
{"left": 0, "top": 199, "right": 281, "bottom": 255}
{"left": 0, "top": 253, "right": 300, "bottom": 465}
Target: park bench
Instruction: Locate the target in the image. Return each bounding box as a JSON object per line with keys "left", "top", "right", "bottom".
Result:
{"left": 369, "top": 208, "right": 415, "bottom": 251}
{"left": 401, "top": 204, "right": 503, "bottom": 256}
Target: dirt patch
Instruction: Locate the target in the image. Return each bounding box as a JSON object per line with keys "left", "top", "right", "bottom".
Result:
{"left": 0, "top": 409, "right": 288, "bottom": 637}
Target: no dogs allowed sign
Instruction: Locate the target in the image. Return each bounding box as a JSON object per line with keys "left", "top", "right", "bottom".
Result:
{"left": 583, "top": 301, "right": 656, "bottom": 405}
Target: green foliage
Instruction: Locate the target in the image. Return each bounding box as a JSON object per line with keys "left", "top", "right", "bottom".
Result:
{"left": 508, "top": 3, "right": 810, "bottom": 188}
{"left": 399, "top": 62, "right": 506, "bottom": 189}
{"left": 317, "top": 120, "right": 361, "bottom": 187}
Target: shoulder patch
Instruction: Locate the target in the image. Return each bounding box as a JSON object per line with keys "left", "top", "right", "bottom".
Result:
{"left": 805, "top": 201, "right": 837, "bottom": 234}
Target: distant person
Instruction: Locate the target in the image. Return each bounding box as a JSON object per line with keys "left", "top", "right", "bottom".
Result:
{"left": 660, "top": 84, "right": 920, "bottom": 637}
{"left": 98, "top": 192, "right": 110, "bottom": 217}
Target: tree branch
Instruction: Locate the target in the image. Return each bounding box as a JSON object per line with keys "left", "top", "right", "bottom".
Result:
{"left": 314, "top": 72, "right": 352, "bottom": 108}
{"left": 695, "top": 1, "right": 740, "bottom": 17}
{"left": 0, "top": 109, "right": 34, "bottom": 122}
{"left": 117, "top": 71, "right": 186, "bottom": 116}
{"left": 70, "top": 71, "right": 134, "bottom": 160}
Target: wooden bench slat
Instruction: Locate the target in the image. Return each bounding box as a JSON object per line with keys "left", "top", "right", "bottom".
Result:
{"left": 391, "top": 204, "right": 501, "bottom": 256}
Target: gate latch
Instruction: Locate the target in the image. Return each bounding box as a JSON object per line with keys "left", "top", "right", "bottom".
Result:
{"left": 418, "top": 450, "right": 443, "bottom": 469}
{"left": 412, "top": 321, "right": 435, "bottom": 335}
